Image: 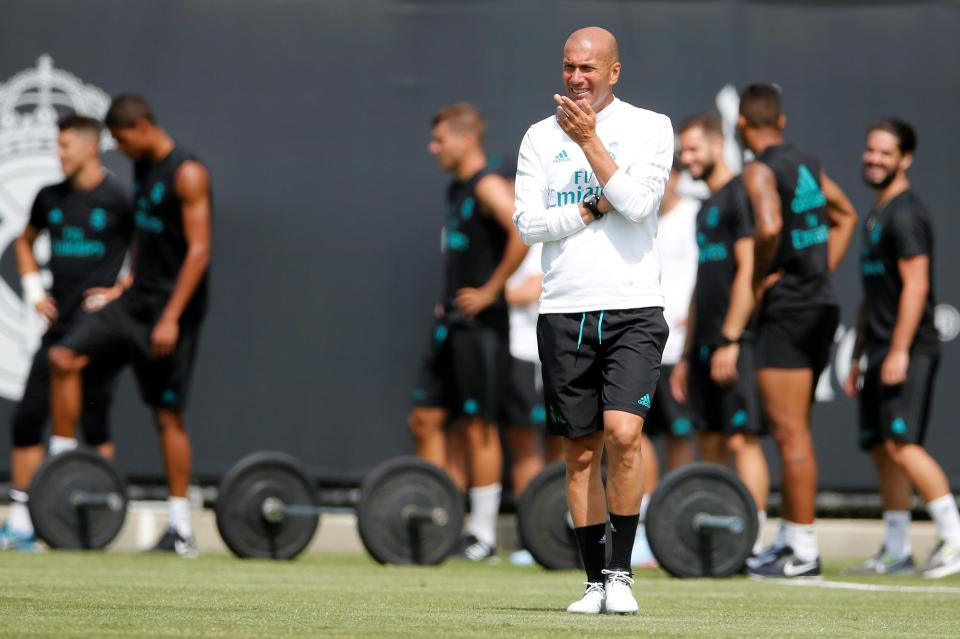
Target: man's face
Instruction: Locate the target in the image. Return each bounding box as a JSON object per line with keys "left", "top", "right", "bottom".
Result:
{"left": 862, "top": 129, "right": 909, "bottom": 189}
{"left": 562, "top": 43, "right": 620, "bottom": 112}
{"left": 428, "top": 121, "right": 468, "bottom": 172}
{"left": 57, "top": 129, "right": 98, "bottom": 178}
{"left": 679, "top": 126, "right": 721, "bottom": 182}
{"left": 109, "top": 120, "right": 152, "bottom": 160}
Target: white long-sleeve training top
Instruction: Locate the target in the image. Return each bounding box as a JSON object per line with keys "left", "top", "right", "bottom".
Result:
{"left": 513, "top": 97, "right": 674, "bottom": 314}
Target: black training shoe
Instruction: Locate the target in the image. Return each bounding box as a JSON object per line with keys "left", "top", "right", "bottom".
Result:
{"left": 150, "top": 527, "right": 198, "bottom": 558}
{"left": 746, "top": 546, "right": 820, "bottom": 578}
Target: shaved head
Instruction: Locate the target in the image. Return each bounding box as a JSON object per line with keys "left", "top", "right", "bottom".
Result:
{"left": 561, "top": 27, "right": 621, "bottom": 112}
{"left": 564, "top": 27, "right": 620, "bottom": 65}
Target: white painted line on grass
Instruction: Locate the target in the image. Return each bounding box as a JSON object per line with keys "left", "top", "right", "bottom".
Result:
{"left": 753, "top": 577, "right": 960, "bottom": 594}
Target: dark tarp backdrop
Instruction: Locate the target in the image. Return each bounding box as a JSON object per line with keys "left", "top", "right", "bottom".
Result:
{"left": 0, "top": 0, "right": 957, "bottom": 490}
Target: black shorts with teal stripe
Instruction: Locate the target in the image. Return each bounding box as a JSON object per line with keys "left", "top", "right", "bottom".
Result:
{"left": 688, "top": 343, "right": 763, "bottom": 435}
{"left": 501, "top": 356, "right": 546, "bottom": 428}
{"left": 57, "top": 292, "right": 203, "bottom": 411}
{"left": 411, "top": 316, "right": 509, "bottom": 423}
{"left": 537, "top": 307, "right": 668, "bottom": 440}
{"left": 858, "top": 346, "right": 939, "bottom": 451}
{"left": 644, "top": 364, "right": 694, "bottom": 439}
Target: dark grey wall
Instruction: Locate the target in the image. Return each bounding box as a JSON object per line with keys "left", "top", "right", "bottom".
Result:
{"left": 0, "top": 0, "right": 957, "bottom": 490}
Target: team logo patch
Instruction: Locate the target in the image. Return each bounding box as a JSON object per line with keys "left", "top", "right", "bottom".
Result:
{"left": 637, "top": 394, "right": 652, "bottom": 409}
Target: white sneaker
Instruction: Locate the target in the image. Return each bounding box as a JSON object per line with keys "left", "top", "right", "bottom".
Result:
{"left": 602, "top": 569, "right": 638, "bottom": 614}
{"left": 565, "top": 582, "right": 605, "bottom": 614}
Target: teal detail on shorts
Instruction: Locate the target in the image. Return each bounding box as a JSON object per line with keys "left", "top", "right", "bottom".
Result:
{"left": 891, "top": 417, "right": 908, "bottom": 435}
{"left": 150, "top": 182, "right": 165, "bottom": 205}
{"left": 577, "top": 313, "right": 586, "bottom": 350}
{"left": 463, "top": 398, "right": 479, "bottom": 415}
{"left": 161, "top": 390, "right": 179, "bottom": 405}
{"left": 412, "top": 389, "right": 428, "bottom": 401}
{"left": 434, "top": 324, "right": 448, "bottom": 344}
{"left": 48, "top": 208, "right": 64, "bottom": 225}
{"left": 699, "top": 345, "right": 711, "bottom": 362}
{"left": 530, "top": 405, "right": 547, "bottom": 424}
{"left": 638, "top": 394, "right": 652, "bottom": 409}
{"left": 791, "top": 164, "right": 827, "bottom": 214}
{"left": 89, "top": 208, "right": 107, "bottom": 231}
{"left": 598, "top": 310, "right": 604, "bottom": 345}
{"left": 672, "top": 418, "right": 692, "bottom": 437}
{"left": 731, "top": 409, "right": 748, "bottom": 428}
{"left": 461, "top": 197, "right": 475, "bottom": 220}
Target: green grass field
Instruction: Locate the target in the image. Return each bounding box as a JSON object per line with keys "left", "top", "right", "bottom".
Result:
{"left": 1, "top": 551, "right": 959, "bottom": 638}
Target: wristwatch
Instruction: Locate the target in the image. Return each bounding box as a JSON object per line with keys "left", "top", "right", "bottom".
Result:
{"left": 582, "top": 194, "right": 604, "bottom": 220}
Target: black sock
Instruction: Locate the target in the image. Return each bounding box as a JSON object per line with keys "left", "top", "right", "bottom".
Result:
{"left": 574, "top": 523, "right": 607, "bottom": 584}
{"left": 607, "top": 512, "right": 640, "bottom": 573}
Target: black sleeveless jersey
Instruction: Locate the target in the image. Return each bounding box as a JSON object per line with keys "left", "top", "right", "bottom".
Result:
{"left": 755, "top": 143, "right": 836, "bottom": 309}
{"left": 28, "top": 174, "right": 133, "bottom": 338}
{"left": 130, "top": 146, "right": 210, "bottom": 323}
{"left": 442, "top": 168, "right": 508, "bottom": 329}
{"left": 692, "top": 176, "right": 754, "bottom": 347}
{"left": 860, "top": 190, "right": 939, "bottom": 354}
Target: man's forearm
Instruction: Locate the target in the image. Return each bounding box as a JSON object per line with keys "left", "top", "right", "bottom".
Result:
{"left": 482, "top": 235, "right": 528, "bottom": 297}
{"left": 513, "top": 205, "right": 585, "bottom": 244}
{"left": 753, "top": 236, "right": 779, "bottom": 289}
{"left": 160, "top": 247, "right": 209, "bottom": 321}
{"left": 889, "top": 282, "right": 927, "bottom": 353}
{"left": 827, "top": 210, "right": 856, "bottom": 273}
{"left": 851, "top": 302, "right": 866, "bottom": 361}
{"left": 722, "top": 271, "right": 754, "bottom": 339}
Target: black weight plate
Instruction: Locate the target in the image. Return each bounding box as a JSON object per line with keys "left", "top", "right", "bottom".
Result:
{"left": 517, "top": 462, "right": 580, "bottom": 570}
{"left": 28, "top": 449, "right": 128, "bottom": 550}
{"left": 357, "top": 456, "right": 464, "bottom": 565}
{"left": 646, "top": 462, "right": 757, "bottom": 578}
{"left": 215, "top": 452, "right": 318, "bottom": 559}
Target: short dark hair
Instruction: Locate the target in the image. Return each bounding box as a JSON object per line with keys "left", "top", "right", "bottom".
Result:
{"left": 678, "top": 112, "right": 723, "bottom": 138}
{"left": 869, "top": 118, "right": 917, "bottom": 155}
{"left": 739, "top": 84, "right": 782, "bottom": 128}
{"left": 431, "top": 102, "right": 486, "bottom": 141}
{"left": 105, "top": 94, "right": 155, "bottom": 129}
{"left": 57, "top": 113, "right": 101, "bottom": 137}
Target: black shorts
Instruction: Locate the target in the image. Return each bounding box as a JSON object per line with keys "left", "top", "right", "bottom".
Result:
{"left": 688, "top": 344, "right": 763, "bottom": 436}
{"left": 11, "top": 341, "right": 124, "bottom": 447}
{"left": 501, "top": 356, "right": 546, "bottom": 428}
{"left": 859, "top": 348, "right": 939, "bottom": 451}
{"left": 644, "top": 364, "right": 694, "bottom": 438}
{"left": 755, "top": 303, "right": 839, "bottom": 377}
{"left": 57, "top": 294, "right": 203, "bottom": 411}
{"left": 537, "top": 307, "right": 668, "bottom": 440}
{"left": 411, "top": 318, "right": 509, "bottom": 423}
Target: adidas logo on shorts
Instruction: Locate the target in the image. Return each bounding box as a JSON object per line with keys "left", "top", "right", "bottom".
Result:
{"left": 637, "top": 394, "right": 652, "bottom": 409}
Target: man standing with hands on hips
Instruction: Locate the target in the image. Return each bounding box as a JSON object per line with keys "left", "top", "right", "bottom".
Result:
{"left": 514, "top": 27, "right": 673, "bottom": 614}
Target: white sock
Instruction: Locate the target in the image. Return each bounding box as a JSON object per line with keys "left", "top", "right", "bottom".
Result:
{"left": 8, "top": 489, "right": 33, "bottom": 536}
{"left": 168, "top": 497, "right": 192, "bottom": 538}
{"left": 882, "top": 510, "right": 912, "bottom": 559}
{"left": 49, "top": 436, "right": 77, "bottom": 455}
{"left": 773, "top": 518, "right": 787, "bottom": 549}
{"left": 467, "top": 483, "right": 501, "bottom": 548}
{"left": 639, "top": 494, "right": 650, "bottom": 523}
{"left": 753, "top": 510, "right": 767, "bottom": 554}
{"left": 784, "top": 520, "right": 819, "bottom": 562}
{"left": 926, "top": 495, "right": 960, "bottom": 548}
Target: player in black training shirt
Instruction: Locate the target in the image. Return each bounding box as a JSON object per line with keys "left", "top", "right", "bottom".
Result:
{"left": 49, "top": 96, "right": 212, "bottom": 558}
{"left": 737, "top": 85, "right": 858, "bottom": 578}
{"left": 407, "top": 103, "right": 526, "bottom": 561}
{"left": 843, "top": 119, "right": 960, "bottom": 578}
{"left": 671, "top": 113, "right": 770, "bottom": 557}
{"left": 0, "top": 116, "right": 131, "bottom": 552}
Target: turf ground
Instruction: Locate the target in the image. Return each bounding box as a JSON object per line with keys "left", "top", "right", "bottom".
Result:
{"left": 1, "top": 552, "right": 959, "bottom": 638}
